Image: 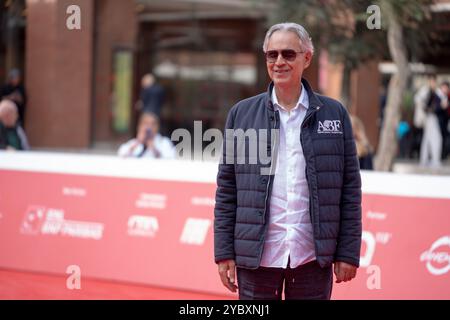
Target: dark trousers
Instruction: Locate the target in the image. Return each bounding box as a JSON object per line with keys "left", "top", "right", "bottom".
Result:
{"left": 237, "top": 260, "right": 333, "bottom": 300}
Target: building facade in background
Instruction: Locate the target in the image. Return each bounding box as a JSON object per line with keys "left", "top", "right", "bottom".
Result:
{"left": 1, "top": 0, "right": 449, "bottom": 151}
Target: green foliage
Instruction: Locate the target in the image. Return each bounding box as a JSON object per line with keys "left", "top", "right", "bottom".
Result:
{"left": 271, "top": 0, "right": 434, "bottom": 66}
{"left": 401, "top": 89, "right": 414, "bottom": 115}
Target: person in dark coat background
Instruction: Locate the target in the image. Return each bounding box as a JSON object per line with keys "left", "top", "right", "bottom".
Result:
{"left": 136, "top": 73, "right": 165, "bottom": 118}
{"left": 1, "top": 69, "right": 27, "bottom": 127}
{"left": 350, "top": 115, "right": 373, "bottom": 170}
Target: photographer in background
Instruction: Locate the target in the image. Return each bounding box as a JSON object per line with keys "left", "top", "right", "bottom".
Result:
{"left": 0, "top": 99, "right": 30, "bottom": 151}
{"left": 117, "top": 111, "right": 175, "bottom": 159}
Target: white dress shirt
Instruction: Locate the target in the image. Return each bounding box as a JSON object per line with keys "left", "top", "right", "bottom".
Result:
{"left": 117, "top": 133, "right": 176, "bottom": 159}
{"left": 259, "top": 84, "right": 316, "bottom": 269}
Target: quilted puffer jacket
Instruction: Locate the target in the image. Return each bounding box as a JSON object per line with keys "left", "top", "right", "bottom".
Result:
{"left": 214, "top": 78, "right": 362, "bottom": 269}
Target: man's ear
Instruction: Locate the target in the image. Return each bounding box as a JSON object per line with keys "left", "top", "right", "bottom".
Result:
{"left": 304, "top": 51, "right": 313, "bottom": 69}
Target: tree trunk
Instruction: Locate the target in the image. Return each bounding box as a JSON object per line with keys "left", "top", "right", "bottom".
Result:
{"left": 374, "top": 1, "right": 410, "bottom": 171}
{"left": 340, "top": 62, "right": 352, "bottom": 110}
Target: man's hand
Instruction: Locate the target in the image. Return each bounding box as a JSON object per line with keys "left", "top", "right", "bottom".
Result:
{"left": 334, "top": 261, "right": 357, "bottom": 283}
{"left": 218, "top": 259, "right": 238, "bottom": 292}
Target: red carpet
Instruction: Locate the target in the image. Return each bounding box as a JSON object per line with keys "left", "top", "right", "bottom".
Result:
{"left": 0, "top": 269, "right": 233, "bottom": 300}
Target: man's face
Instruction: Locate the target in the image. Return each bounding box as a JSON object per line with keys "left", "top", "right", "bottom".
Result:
{"left": 266, "top": 31, "right": 312, "bottom": 88}
{"left": 0, "top": 107, "right": 18, "bottom": 128}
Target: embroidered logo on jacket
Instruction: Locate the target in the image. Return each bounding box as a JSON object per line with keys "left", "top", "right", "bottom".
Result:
{"left": 317, "top": 120, "right": 343, "bottom": 134}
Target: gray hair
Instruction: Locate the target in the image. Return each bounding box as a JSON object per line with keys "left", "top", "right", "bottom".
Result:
{"left": 0, "top": 99, "right": 18, "bottom": 115}
{"left": 262, "top": 22, "right": 314, "bottom": 56}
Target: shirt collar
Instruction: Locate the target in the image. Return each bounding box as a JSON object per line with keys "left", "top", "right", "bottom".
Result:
{"left": 271, "top": 83, "right": 309, "bottom": 112}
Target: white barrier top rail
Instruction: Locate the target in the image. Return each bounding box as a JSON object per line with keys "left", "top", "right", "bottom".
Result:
{"left": 1, "top": 151, "right": 450, "bottom": 199}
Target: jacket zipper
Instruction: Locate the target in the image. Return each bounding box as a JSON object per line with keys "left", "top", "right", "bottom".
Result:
{"left": 262, "top": 107, "right": 316, "bottom": 226}
{"left": 257, "top": 110, "right": 278, "bottom": 265}
{"left": 262, "top": 110, "right": 278, "bottom": 224}
{"left": 301, "top": 106, "right": 320, "bottom": 236}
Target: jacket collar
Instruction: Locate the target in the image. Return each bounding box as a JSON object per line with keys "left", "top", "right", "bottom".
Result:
{"left": 266, "top": 78, "right": 323, "bottom": 112}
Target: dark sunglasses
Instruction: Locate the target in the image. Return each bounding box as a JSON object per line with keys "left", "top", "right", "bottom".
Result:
{"left": 265, "top": 49, "right": 305, "bottom": 62}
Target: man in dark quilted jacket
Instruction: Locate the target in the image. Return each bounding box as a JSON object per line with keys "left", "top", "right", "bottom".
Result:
{"left": 214, "top": 22, "right": 362, "bottom": 300}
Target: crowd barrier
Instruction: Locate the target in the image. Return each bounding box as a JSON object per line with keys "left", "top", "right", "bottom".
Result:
{"left": 0, "top": 151, "right": 449, "bottom": 299}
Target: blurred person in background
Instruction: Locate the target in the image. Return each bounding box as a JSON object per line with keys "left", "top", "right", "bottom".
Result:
{"left": 117, "top": 111, "right": 175, "bottom": 159}
{"left": 135, "top": 73, "right": 165, "bottom": 118}
{"left": 0, "top": 99, "right": 30, "bottom": 151}
{"left": 1, "top": 69, "right": 27, "bottom": 126}
{"left": 378, "top": 85, "right": 387, "bottom": 130}
{"left": 350, "top": 115, "right": 373, "bottom": 170}
{"left": 439, "top": 81, "right": 450, "bottom": 159}
{"left": 397, "top": 112, "right": 413, "bottom": 159}
{"left": 413, "top": 76, "right": 430, "bottom": 159}
{"left": 415, "top": 75, "right": 447, "bottom": 167}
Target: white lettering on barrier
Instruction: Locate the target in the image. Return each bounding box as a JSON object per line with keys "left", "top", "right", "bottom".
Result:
{"left": 366, "top": 210, "right": 387, "bottom": 220}
{"left": 135, "top": 193, "right": 167, "bottom": 209}
{"left": 180, "top": 218, "right": 211, "bottom": 245}
{"left": 21, "top": 206, "right": 104, "bottom": 240}
{"left": 360, "top": 231, "right": 376, "bottom": 268}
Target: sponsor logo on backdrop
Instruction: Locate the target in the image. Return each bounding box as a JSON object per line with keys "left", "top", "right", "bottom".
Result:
{"left": 135, "top": 193, "right": 167, "bottom": 210}
{"left": 420, "top": 236, "right": 450, "bottom": 276}
{"left": 127, "top": 215, "right": 159, "bottom": 238}
{"left": 360, "top": 230, "right": 392, "bottom": 268}
{"left": 360, "top": 231, "right": 376, "bottom": 268}
{"left": 20, "top": 206, "right": 46, "bottom": 235}
{"left": 20, "top": 206, "right": 104, "bottom": 240}
{"left": 191, "top": 197, "right": 215, "bottom": 207}
{"left": 317, "top": 120, "right": 342, "bottom": 134}
{"left": 180, "top": 218, "right": 211, "bottom": 245}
